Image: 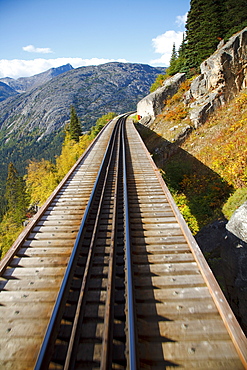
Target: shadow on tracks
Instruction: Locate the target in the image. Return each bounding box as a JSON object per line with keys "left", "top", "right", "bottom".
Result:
{"left": 126, "top": 140, "right": 179, "bottom": 369}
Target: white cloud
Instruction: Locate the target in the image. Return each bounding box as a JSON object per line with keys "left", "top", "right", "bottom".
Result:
{"left": 150, "top": 30, "right": 184, "bottom": 66}
{"left": 0, "top": 57, "right": 129, "bottom": 79}
{"left": 175, "top": 12, "right": 188, "bottom": 27}
{"left": 23, "top": 45, "right": 53, "bottom": 54}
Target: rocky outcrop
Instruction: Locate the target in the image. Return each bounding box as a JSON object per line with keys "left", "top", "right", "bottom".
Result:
{"left": 137, "top": 73, "right": 186, "bottom": 125}
{"left": 137, "top": 27, "right": 247, "bottom": 129}
{"left": 186, "top": 27, "right": 247, "bottom": 127}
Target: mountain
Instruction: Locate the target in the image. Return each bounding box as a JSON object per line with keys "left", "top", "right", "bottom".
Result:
{"left": 0, "top": 62, "right": 165, "bottom": 201}
{"left": 0, "top": 62, "right": 165, "bottom": 139}
{"left": 0, "top": 63, "right": 74, "bottom": 94}
{"left": 0, "top": 82, "right": 18, "bottom": 102}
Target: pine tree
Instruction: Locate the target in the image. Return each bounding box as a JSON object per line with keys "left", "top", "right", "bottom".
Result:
{"left": 167, "top": 35, "right": 187, "bottom": 76}
{"left": 223, "top": 0, "right": 247, "bottom": 39}
{"left": 167, "top": 43, "right": 179, "bottom": 76}
{"left": 176, "top": 34, "right": 187, "bottom": 72}
{"left": 6, "top": 163, "right": 19, "bottom": 213}
{"left": 69, "top": 106, "right": 82, "bottom": 142}
{"left": 185, "top": 0, "right": 224, "bottom": 73}
{"left": 5, "top": 162, "right": 29, "bottom": 224}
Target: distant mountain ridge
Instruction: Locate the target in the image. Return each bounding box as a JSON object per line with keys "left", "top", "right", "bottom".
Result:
{"left": 0, "top": 62, "right": 165, "bottom": 139}
{"left": 0, "top": 63, "right": 74, "bottom": 95}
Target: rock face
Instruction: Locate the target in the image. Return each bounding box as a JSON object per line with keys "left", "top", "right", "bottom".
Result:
{"left": 186, "top": 27, "right": 247, "bottom": 127}
{"left": 137, "top": 73, "right": 186, "bottom": 125}
{"left": 226, "top": 202, "right": 247, "bottom": 243}
{"left": 137, "top": 27, "right": 247, "bottom": 129}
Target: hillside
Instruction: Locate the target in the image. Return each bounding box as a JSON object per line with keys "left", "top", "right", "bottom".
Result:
{"left": 137, "top": 86, "right": 247, "bottom": 226}
{"left": 0, "top": 62, "right": 165, "bottom": 210}
{"left": 137, "top": 28, "right": 247, "bottom": 227}
{"left": 135, "top": 28, "right": 247, "bottom": 333}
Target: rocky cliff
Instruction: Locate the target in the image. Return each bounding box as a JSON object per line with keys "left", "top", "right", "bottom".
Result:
{"left": 186, "top": 26, "right": 247, "bottom": 127}
{"left": 138, "top": 27, "right": 247, "bottom": 129}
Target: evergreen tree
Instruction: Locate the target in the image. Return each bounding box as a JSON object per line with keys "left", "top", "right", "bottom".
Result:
{"left": 6, "top": 163, "right": 19, "bottom": 213}
{"left": 185, "top": 0, "right": 224, "bottom": 73}
{"left": 167, "top": 43, "right": 178, "bottom": 75}
{"left": 69, "top": 106, "right": 82, "bottom": 142}
{"left": 167, "top": 35, "right": 187, "bottom": 76}
{"left": 223, "top": 0, "right": 247, "bottom": 39}
{"left": 5, "top": 162, "right": 29, "bottom": 224}
{"left": 176, "top": 34, "right": 187, "bottom": 72}
{"left": 184, "top": 0, "right": 247, "bottom": 74}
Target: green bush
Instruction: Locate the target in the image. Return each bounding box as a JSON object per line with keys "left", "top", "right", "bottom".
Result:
{"left": 150, "top": 74, "right": 168, "bottom": 92}
{"left": 222, "top": 187, "right": 247, "bottom": 219}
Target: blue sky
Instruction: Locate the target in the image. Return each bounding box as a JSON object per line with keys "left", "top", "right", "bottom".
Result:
{"left": 0, "top": 0, "right": 190, "bottom": 78}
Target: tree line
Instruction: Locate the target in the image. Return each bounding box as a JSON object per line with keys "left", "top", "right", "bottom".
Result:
{"left": 0, "top": 109, "right": 116, "bottom": 258}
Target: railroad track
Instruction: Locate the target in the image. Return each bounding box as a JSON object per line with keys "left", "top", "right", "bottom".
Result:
{"left": 0, "top": 115, "right": 247, "bottom": 369}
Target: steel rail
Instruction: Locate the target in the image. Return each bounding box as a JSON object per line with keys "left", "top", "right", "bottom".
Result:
{"left": 100, "top": 117, "right": 122, "bottom": 370}
{"left": 64, "top": 117, "right": 122, "bottom": 370}
{"left": 122, "top": 118, "right": 137, "bottom": 370}
{"left": 34, "top": 118, "right": 122, "bottom": 370}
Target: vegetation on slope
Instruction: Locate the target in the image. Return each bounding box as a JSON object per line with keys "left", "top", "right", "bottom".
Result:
{"left": 181, "top": 90, "right": 247, "bottom": 219}
{"left": 136, "top": 85, "right": 247, "bottom": 235}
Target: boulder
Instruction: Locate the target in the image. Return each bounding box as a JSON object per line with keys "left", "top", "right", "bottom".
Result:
{"left": 137, "top": 73, "right": 186, "bottom": 126}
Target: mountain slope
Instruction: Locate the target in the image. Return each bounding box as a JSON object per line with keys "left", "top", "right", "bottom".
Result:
{"left": 0, "top": 62, "right": 165, "bottom": 140}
